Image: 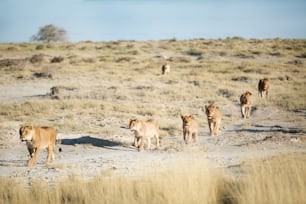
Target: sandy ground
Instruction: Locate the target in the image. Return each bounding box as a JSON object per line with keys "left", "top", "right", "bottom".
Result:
{"left": 0, "top": 80, "right": 305, "bottom": 185}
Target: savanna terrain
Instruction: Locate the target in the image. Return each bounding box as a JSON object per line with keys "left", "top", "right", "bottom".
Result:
{"left": 0, "top": 38, "right": 305, "bottom": 203}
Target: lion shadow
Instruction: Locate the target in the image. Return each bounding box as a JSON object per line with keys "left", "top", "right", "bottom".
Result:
{"left": 229, "top": 125, "right": 304, "bottom": 134}
{"left": 0, "top": 159, "right": 26, "bottom": 167}
{"left": 59, "top": 136, "right": 121, "bottom": 147}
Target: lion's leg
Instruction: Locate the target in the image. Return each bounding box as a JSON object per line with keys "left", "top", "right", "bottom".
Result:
{"left": 259, "top": 91, "right": 262, "bottom": 98}
{"left": 139, "top": 137, "right": 145, "bottom": 151}
{"left": 27, "top": 147, "right": 35, "bottom": 158}
{"left": 214, "top": 121, "right": 220, "bottom": 136}
{"left": 209, "top": 122, "right": 214, "bottom": 136}
{"left": 28, "top": 148, "right": 40, "bottom": 166}
{"left": 185, "top": 131, "right": 191, "bottom": 144}
{"left": 246, "top": 106, "right": 251, "bottom": 118}
{"left": 241, "top": 106, "right": 246, "bottom": 118}
{"left": 214, "top": 123, "right": 217, "bottom": 136}
{"left": 147, "top": 137, "right": 151, "bottom": 149}
{"left": 208, "top": 122, "right": 211, "bottom": 135}
{"left": 266, "top": 90, "right": 269, "bottom": 99}
{"left": 183, "top": 131, "right": 187, "bottom": 143}
{"left": 46, "top": 145, "right": 55, "bottom": 164}
{"left": 134, "top": 137, "right": 138, "bottom": 147}
{"left": 155, "top": 133, "right": 160, "bottom": 149}
{"left": 136, "top": 137, "right": 141, "bottom": 147}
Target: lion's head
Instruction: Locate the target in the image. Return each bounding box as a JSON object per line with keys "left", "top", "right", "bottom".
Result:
{"left": 19, "top": 125, "right": 35, "bottom": 141}
{"left": 205, "top": 104, "right": 219, "bottom": 120}
{"left": 245, "top": 91, "right": 252, "bottom": 97}
{"left": 181, "top": 115, "right": 195, "bottom": 127}
{"left": 129, "top": 119, "right": 142, "bottom": 132}
{"left": 241, "top": 91, "right": 252, "bottom": 104}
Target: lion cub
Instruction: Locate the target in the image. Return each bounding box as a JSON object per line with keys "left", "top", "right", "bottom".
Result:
{"left": 205, "top": 104, "right": 222, "bottom": 136}
{"left": 181, "top": 115, "right": 198, "bottom": 144}
{"left": 240, "top": 91, "right": 252, "bottom": 119}
{"left": 19, "top": 125, "right": 57, "bottom": 166}
{"left": 129, "top": 119, "right": 160, "bottom": 151}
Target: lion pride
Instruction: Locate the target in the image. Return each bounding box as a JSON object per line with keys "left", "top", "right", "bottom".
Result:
{"left": 205, "top": 104, "right": 222, "bottom": 136}
{"left": 129, "top": 119, "right": 160, "bottom": 151}
{"left": 19, "top": 125, "right": 57, "bottom": 166}
{"left": 240, "top": 91, "right": 252, "bottom": 119}
{"left": 258, "top": 78, "right": 270, "bottom": 98}
{"left": 181, "top": 115, "right": 198, "bottom": 144}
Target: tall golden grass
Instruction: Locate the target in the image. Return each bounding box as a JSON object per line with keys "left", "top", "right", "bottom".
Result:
{"left": 236, "top": 153, "right": 306, "bottom": 204}
{"left": 1, "top": 153, "right": 305, "bottom": 204}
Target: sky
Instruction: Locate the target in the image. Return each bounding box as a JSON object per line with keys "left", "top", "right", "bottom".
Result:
{"left": 0, "top": 0, "right": 306, "bottom": 42}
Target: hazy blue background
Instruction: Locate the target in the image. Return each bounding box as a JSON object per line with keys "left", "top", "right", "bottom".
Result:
{"left": 1, "top": 0, "right": 305, "bottom": 42}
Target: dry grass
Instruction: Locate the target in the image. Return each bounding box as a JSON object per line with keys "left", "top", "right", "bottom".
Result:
{"left": 0, "top": 39, "right": 305, "bottom": 137}
{"left": 236, "top": 153, "right": 306, "bottom": 204}
{"left": 0, "top": 153, "right": 305, "bottom": 204}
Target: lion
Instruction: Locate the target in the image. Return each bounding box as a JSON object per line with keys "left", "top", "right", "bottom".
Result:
{"left": 161, "top": 63, "right": 170, "bottom": 75}
{"left": 181, "top": 115, "right": 198, "bottom": 144}
{"left": 204, "top": 104, "right": 222, "bottom": 136}
{"left": 129, "top": 119, "right": 160, "bottom": 151}
{"left": 240, "top": 91, "right": 252, "bottom": 119}
{"left": 258, "top": 78, "right": 270, "bottom": 98}
{"left": 19, "top": 125, "right": 57, "bottom": 166}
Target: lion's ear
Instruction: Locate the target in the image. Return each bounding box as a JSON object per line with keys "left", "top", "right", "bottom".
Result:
{"left": 29, "top": 124, "right": 34, "bottom": 129}
{"left": 205, "top": 105, "right": 208, "bottom": 110}
{"left": 180, "top": 114, "right": 184, "bottom": 119}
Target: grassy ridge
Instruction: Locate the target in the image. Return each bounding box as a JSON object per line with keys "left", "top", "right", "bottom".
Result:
{"left": 1, "top": 153, "right": 305, "bottom": 204}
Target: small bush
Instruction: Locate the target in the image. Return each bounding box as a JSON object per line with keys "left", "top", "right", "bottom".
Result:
{"left": 186, "top": 49, "right": 202, "bottom": 56}
{"left": 7, "top": 46, "right": 18, "bottom": 51}
{"left": 231, "top": 76, "right": 250, "bottom": 82}
{"left": 0, "top": 58, "right": 26, "bottom": 68}
{"left": 30, "top": 54, "right": 45, "bottom": 64}
{"left": 218, "top": 88, "right": 234, "bottom": 99}
{"left": 35, "top": 45, "right": 44, "bottom": 50}
{"left": 234, "top": 50, "right": 254, "bottom": 58}
{"left": 296, "top": 52, "right": 306, "bottom": 58}
{"left": 82, "top": 57, "right": 96, "bottom": 63}
{"left": 51, "top": 56, "right": 64, "bottom": 63}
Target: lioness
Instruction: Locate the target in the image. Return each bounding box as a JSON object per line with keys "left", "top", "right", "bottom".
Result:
{"left": 129, "top": 119, "right": 160, "bottom": 151}
{"left": 258, "top": 78, "right": 270, "bottom": 98}
{"left": 19, "top": 125, "right": 57, "bottom": 166}
{"left": 205, "top": 104, "right": 222, "bottom": 136}
{"left": 240, "top": 91, "right": 252, "bottom": 119}
{"left": 161, "top": 63, "right": 170, "bottom": 75}
{"left": 181, "top": 115, "right": 198, "bottom": 144}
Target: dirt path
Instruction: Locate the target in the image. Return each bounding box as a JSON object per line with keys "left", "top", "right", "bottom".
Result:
{"left": 0, "top": 81, "right": 54, "bottom": 102}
